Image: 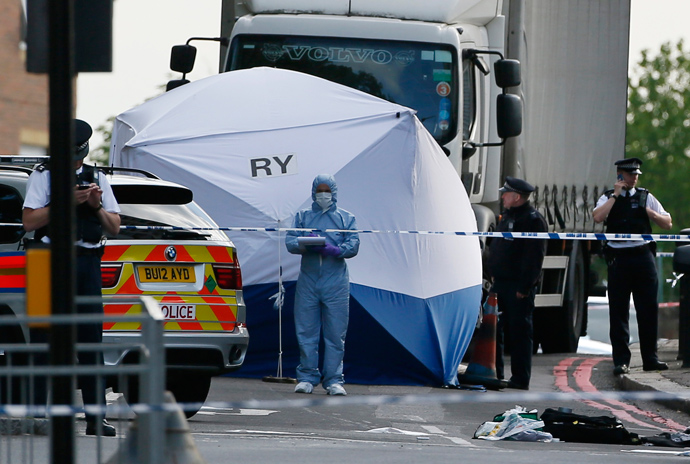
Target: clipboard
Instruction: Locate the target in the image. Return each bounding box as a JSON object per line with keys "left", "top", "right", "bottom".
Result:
{"left": 298, "top": 236, "right": 326, "bottom": 246}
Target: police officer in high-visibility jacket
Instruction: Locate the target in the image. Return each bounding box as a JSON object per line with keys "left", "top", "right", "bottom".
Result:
{"left": 593, "top": 157, "right": 672, "bottom": 376}
{"left": 22, "top": 119, "right": 121, "bottom": 436}
{"left": 488, "top": 177, "right": 547, "bottom": 391}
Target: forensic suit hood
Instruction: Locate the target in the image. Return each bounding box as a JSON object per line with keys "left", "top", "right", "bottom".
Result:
{"left": 312, "top": 174, "right": 338, "bottom": 203}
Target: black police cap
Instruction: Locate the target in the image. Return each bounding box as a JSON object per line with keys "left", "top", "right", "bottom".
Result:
{"left": 499, "top": 176, "right": 535, "bottom": 195}
{"left": 614, "top": 157, "right": 642, "bottom": 174}
{"left": 74, "top": 119, "right": 93, "bottom": 160}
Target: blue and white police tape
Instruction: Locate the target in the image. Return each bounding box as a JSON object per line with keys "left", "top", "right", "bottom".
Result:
{"left": 114, "top": 225, "right": 690, "bottom": 243}
{"left": 2, "top": 222, "right": 689, "bottom": 242}
{"left": 1, "top": 389, "right": 689, "bottom": 417}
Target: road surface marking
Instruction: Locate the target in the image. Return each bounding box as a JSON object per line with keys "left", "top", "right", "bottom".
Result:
{"left": 421, "top": 425, "right": 446, "bottom": 434}
{"left": 555, "top": 357, "right": 685, "bottom": 432}
{"left": 444, "top": 436, "right": 477, "bottom": 447}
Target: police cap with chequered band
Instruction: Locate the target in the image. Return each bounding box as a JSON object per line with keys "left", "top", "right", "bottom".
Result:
{"left": 614, "top": 157, "right": 643, "bottom": 174}
{"left": 498, "top": 176, "right": 536, "bottom": 195}
{"left": 74, "top": 119, "right": 93, "bottom": 161}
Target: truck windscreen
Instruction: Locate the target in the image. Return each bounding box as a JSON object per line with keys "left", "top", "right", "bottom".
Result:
{"left": 229, "top": 35, "right": 458, "bottom": 146}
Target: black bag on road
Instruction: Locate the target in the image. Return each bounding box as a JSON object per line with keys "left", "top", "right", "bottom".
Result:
{"left": 540, "top": 408, "right": 640, "bottom": 445}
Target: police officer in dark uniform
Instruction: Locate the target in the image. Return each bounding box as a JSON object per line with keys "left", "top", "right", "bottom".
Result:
{"left": 22, "top": 119, "right": 121, "bottom": 436}
{"left": 488, "top": 177, "right": 547, "bottom": 390}
{"left": 593, "top": 157, "right": 672, "bottom": 375}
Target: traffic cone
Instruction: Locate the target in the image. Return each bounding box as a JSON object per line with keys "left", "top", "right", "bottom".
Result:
{"left": 457, "top": 293, "right": 508, "bottom": 390}
{"left": 105, "top": 391, "right": 207, "bottom": 464}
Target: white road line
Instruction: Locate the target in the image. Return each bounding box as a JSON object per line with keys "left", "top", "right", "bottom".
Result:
{"left": 199, "top": 407, "right": 279, "bottom": 416}
{"left": 624, "top": 449, "right": 690, "bottom": 455}
{"left": 361, "top": 427, "right": 429, "bottom": 436}
{"left": 421, "top": 425, "right": 447, "bottom": 435}
{"left": 421, "top": 425, "right": 475, "bottom": 447}
{"left": 444, "top": 436, "right": 477, "bottom": 447}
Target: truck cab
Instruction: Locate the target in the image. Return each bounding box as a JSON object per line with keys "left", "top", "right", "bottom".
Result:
{"left": 225, "top": 1, "right": 511, "bottom": 212}
{"left": 166, "top": 0, "right": 632, "bottom": 354}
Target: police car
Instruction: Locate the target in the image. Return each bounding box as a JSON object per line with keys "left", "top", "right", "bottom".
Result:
{"left": 0, "top": 161, "right": 248, "bottom": 417}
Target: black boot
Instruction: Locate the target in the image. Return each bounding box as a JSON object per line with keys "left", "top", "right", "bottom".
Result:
{"left": 642, "top": 360, "right": 668, "bottom": 372}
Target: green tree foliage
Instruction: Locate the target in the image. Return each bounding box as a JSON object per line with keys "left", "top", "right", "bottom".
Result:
{"left": 90, "top": 116, "right": 114, "bottom": 166}
{"left": 627, "top": 39, "right": 690, "bottom": 234}
{"left": 88, "top": 81, "right": 170, "bottom": 166}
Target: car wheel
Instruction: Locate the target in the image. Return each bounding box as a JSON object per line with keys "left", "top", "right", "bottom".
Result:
{"left": 167, "top": 374, "right": 212, "bottom": 419}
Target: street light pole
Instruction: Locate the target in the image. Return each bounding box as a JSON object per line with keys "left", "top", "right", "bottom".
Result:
{"left": 48, "top": 0, "right": 77, "bottom": 462}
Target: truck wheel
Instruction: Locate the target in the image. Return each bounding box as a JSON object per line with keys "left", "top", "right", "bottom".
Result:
{"left": 539, "top": 244, "right": 586, "bottom": 353}
{"left": 167, "top": 374, "right": 212, "bottom": 419}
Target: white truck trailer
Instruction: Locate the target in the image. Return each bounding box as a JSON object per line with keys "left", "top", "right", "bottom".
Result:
{"left": 168, "top": 0, "right": 630, "bottom": 352}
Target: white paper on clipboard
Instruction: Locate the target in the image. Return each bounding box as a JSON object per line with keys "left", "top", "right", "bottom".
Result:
{"left": 298, "top": 236, "right": 326, "bottom": 246}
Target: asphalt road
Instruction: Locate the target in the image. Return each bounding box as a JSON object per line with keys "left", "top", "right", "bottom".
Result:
{"left": 169, "top": 350, "right": 687, "bottom": 463}
{"left": 14, "top": 353, "right": 687, "bottom": 464}
{"left": 6, "top": 298, "right": 680, "bottom": 464}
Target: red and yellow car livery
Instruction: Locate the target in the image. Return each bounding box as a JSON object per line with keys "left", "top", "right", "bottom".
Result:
{"left": 99, "top": 170, "right": 248, "bottom": 415}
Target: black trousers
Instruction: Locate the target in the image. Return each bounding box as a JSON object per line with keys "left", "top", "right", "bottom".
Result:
{"left": 606, "top": 246, "right": 660, "bottom": 367}
{"left": 494, "top": 280, "right": 534, "bottom": 388}
{"left": 76, "top": 250, "right": 106, "bottom": 420}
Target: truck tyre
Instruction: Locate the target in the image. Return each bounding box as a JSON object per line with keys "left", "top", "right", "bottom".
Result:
{"left": 538, "top": 244, "right": 586, "bottom": 353}
{"left": 167, "top": 374, "right": 212, "bottom": 418}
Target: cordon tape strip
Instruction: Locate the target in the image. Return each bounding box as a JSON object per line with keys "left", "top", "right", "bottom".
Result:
{"left": 1, "top": 390, "right": 689, "bottom": 417}
{"left": 2, "top": 222, "right": 689, "bottom": 242}
{"left": 123, "top": 226, "right": 690, "bottom": 242}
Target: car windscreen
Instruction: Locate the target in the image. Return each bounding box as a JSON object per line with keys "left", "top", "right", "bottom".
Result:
{"left": 111, "top": 202, "right": 229, "bottom": 241}
{"left": 0, "top": 184, "right": 25, "bottom": 244}
{"left": 229, "top": 34, "right": 459, "bottom": 145}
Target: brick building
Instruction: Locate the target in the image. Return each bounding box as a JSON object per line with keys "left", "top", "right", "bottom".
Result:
{"left": 0, "top": 1, "right": 49, "bottom": 155}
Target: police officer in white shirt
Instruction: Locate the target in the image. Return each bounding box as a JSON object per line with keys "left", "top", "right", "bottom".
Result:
{"left": 593, "top": 157, "right": 672, "bottom": 376}
{"left": 22, "top": 119, "right": 120, "bottom": 436}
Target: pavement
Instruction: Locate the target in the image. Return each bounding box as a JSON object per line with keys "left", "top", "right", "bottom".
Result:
{"left": 617, "top": 338, "right": 690, "bottom": 415}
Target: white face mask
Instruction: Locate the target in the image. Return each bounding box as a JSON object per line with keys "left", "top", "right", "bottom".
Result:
{"left": 315, "top": 192, "right": 332, "bottom": 210}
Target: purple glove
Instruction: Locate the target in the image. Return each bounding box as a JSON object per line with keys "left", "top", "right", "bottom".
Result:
{"left": 320, "top": 243, "right": 341, "bottom": 257}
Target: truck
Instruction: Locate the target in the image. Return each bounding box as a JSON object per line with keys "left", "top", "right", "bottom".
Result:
{"left": 167, "top": 0, "right": 630, "bottom": 353}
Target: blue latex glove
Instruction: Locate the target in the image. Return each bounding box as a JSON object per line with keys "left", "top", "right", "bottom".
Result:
{"left": 320, "top": 243, "right": 341, "bottom": 257}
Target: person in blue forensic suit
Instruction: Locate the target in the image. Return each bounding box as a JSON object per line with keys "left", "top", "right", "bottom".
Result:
{"left": 286, "top": 174, "right": 360, "bottom": 396}
{"left": 487, "top": 176, "right": 547, "bottom": 391}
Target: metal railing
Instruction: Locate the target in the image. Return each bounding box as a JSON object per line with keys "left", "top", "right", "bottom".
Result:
{"left": 0, "top": 296, "right": 165, "bottom": 464}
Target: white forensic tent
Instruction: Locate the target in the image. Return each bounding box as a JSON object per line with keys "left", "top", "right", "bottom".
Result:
{"left": 111, "top": 67, "right": 482, "bottom": 386}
